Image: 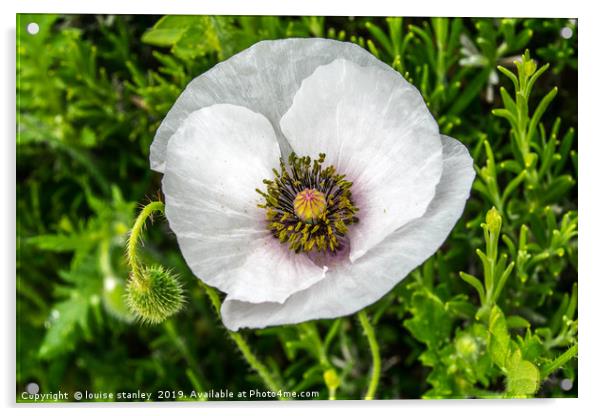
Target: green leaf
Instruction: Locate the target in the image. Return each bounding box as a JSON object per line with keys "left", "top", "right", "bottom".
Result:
{"left": 447, "top": 68, "right": 490, "bottom": 115}
{"left": 459, "top": 272, "right": 486, "bottom": 304}
{"left": 506, "top": 349, "right": 540, "bottom": 397}
{"left": 497, "top": 65, "right": 519, "bottom": 91}
{"left": 27, "top": 233, "right": 93, "bottom": 252}
{"left": 141, "top": 15, "right": 199, "bottom": 46}
{"left": 506, "top": 315, "right": 531, "bottom": 329}
{"left": 38, "top": 296, "right": 90, "bottom": 359}
{"left": 38, "top": 254, "right": 103, "bottom": 359}
{"left": 527, "top": 87, "right": 558, "bottom": 142}
{"left": 525, "top": 63, "right": 550, "bottom": 99}
{"left": 542, "top": 174, "right": 575, "bottom": 203}
{"left": 404, "top": 289, "right": 453, "bottom": 350}
{"left": 365, "top": 21, "right": 393, "bottom": 57}
{"left": 488, "top": 306, "right": 510, "bottom": 369}
{"left": 501, "top": 171, "right": 527, "bottom": 203}
{"left": 499, "top": 86, "right": 517, "bottom": 115}
{"left": 518, "top": 332, "right": 545, "bottom": 362}
{"left": 142, "top": 16, "right": 239, "bottom": 61}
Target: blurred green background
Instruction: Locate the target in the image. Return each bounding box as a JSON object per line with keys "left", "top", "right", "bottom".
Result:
{"left": 17, "top": 15, "right": 577, "bottom": 400}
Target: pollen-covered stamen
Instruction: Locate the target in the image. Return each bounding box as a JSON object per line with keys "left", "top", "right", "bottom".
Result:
{"left": 256, "top": 152, "right": 359, "bottom": 254}
{"left": 294, "top": 188, "right": 327, "bottom": 223}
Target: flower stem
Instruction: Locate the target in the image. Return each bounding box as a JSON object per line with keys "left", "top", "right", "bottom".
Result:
{"left": 328, "top": 388, "right": 337, "bottom": 400}
{"left": 358, "top": 309, "right": 381, "bottom": 400}
{"left": 541, "top": 343, "right": 578, "bottom": 379}
{"left": 126, "top": 201, "right": 165, "bottom": 284}
{"left": 323, "top": 368, "right": 340, "bottom": 400}
{"left": 200, "top": 281, "right": 286, "bottom": 397}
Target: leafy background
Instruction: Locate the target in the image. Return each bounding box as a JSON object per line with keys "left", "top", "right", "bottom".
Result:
{"left": 17, "top": 15, "right": 577, "bottom": 400}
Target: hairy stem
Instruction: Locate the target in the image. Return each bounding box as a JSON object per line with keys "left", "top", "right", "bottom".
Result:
{"left": 541, "top": 343, "right": 578, "bottom": 379}
{"left": 358, "top": 309, "right": 381, "bottom": 400}
{"left": 201, "top": 282, "right": 286, "bottom": 397}
{"left": 126, "top": 200, "right": 165, "bottom": 284}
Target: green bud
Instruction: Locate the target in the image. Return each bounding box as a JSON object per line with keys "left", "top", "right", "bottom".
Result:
{"left": 485, "top": 207, "right": 502, "bottom": 234}
{"left": 323, "top": 368, "right": 341, "bottom": 391}
{"left": 125, "top": 265, "right": 185, "bottom": 325}
{"left": 524, "top": 59, "right": 537, "bottom": 77}
{"left": 455, "top": 334, "right": 478, "bottom": 360}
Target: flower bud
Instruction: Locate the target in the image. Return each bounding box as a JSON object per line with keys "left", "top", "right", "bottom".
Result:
{"left": 485, "top": 207, "right": 502, "bottom": 235}
{"left": 323, "top": 368, "right": 341, "bottom": 391}
{"left": 455, "top": 334, "right": 478, "bottom": 360}
{"left": 524, "top": 60, "right": 537, "bottom": 77}
{"left": 125, "top": 265, "right": 184, "bottom": 324}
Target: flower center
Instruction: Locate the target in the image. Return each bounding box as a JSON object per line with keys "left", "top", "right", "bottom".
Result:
{"left": 293, "top": 188, "right": 327, "bottom": 223}
{"left": 257, "top": 153, "right": 359, "bottom": 254}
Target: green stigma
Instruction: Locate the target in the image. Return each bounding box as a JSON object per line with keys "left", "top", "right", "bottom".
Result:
{"left": 256, "top": 153, "right": 359, "bottom": 254}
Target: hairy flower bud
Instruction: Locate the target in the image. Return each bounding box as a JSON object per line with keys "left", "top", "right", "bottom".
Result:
{"left": 125, "top": 265, "right": 184, "bottom": 324}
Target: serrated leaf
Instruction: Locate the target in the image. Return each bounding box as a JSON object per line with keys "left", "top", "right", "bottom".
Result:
{"left": 519, "top": 333, "right": 545, "bottom": 362}
{"left": 38, "top": 255, "right": 102, "bottom": 359}
{"left": 38, "top": 295, "right": 90, "bottom": 359}
{"left": 142, "top": 16, "right": 239, "bottom": 61}
{"left": 141, "top": 16, "right": 200, "bottom": 46}
{"left": 506, "top": 349, "right": 540, "bottom": 397}
{"left": 488, "top": 305, "right": 510, "bottom": 369}
{"left": 404, "top": 289, "right": 452, "bottom": 349}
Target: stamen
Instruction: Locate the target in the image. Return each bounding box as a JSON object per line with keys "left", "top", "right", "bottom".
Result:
{"left": 256, "top": 153, "right": 359, "bottom": 254}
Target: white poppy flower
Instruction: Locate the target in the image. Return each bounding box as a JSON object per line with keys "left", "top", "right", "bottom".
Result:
{"left": 151, "top": 38, "right": 475, "bottom": 331}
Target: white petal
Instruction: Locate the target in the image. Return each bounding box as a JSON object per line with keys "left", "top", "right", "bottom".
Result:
{"left": 280, "top": 59, "right": 443, "bottom": 263}
{"left": 150, "top": 39, "right": 392, "bottom": 173}
{"left": 221, "top": 135, "right": 475, "bottom": 330}
{"left": 162, "top": 104, "right": 326, "bottom": 304}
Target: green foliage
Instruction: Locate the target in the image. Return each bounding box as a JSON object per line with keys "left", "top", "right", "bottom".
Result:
{"left": 404, "top": 289, "right": 453, "bottom": 351}
{"left": 405, "top": 207, "right": 574, "bottom": 399}
{"left": 17, "top": 15, "right": 577, "bottom": 401}
{"left": 141, "top": 16, "right": 238, "bottom": 61}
